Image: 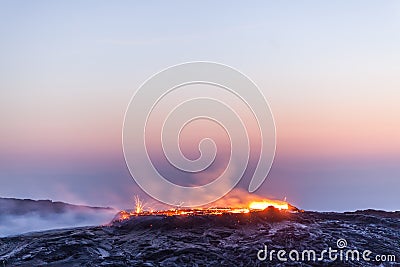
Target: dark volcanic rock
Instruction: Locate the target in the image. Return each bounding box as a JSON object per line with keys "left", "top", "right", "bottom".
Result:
{"left": 0, "top": 209, "right": 399, "bottom": 266}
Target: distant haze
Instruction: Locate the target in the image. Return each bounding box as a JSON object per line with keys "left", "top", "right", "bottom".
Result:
{"left": 0, "top": 1, "right": 399, "bottom": 211}
{"left": 0, "top": 198, "right": 116, "bottom": 236}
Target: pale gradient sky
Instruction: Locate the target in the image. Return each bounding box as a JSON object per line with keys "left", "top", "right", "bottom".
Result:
{"left": 0, "top": 1, "right": 399, "bottom": 211}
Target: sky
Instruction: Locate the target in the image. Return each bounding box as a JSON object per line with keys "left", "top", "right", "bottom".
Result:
{"left": 0, "top": 1, "right": 399, "bottom": 211}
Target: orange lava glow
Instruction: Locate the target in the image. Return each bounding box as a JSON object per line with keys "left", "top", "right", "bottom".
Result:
{"left": 114, "top": 197, "right": 296, "bottom": 222}
{"left": 249, "top": 200, "right": 289, "bottom": 210}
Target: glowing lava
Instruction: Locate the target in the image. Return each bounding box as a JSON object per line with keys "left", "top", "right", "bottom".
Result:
{"left": 134, "top": 195, "right": 145, "bottom": 213}
{"left": 249, "top": 200, "right": 289, "bottom": 210}
{"left": 113, "top": 197, "right": 297, "bottom": 222}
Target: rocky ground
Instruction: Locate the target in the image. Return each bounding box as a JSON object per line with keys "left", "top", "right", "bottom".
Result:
{"left": 0, "top": 208, "right": 399, "bottom": 266}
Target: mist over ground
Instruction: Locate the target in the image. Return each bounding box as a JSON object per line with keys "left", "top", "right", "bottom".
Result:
{"left": 0, "top": 198, "right": 116, "bottom": 237}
